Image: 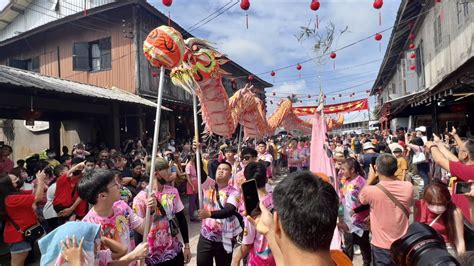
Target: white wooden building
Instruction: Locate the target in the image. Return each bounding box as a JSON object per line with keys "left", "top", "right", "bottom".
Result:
{"left": 371, "top": 0, "right": 473, "bottom": 136}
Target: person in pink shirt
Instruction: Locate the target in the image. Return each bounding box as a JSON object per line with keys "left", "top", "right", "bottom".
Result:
{"left": 77, "top": 169, "right": 150, "bottom": 266}
{"left": 230, "top": 148, "right": 257, "bottom": 189}
{"left": 359, "top": 154, "right": 413, "bottom": 266}
{"left": 133, "top": 158, "right": 192, "bottom": 265}
{"left": 185, "top": 155, "right": 199, "bottom": 222}
{"left": 256, "top": 141, "right": 273, "bottom": 179}
{"left": 197, "top": 161, "right": 242, "bottom": 266}
{"left": 231, "top": 162, "right": 275, "bottom": 266}
{"left": 285, "top": 139, "right": 304, "bottom": 173}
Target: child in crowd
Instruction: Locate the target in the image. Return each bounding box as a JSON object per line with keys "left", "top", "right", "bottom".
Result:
{"left": 77, "top": 169, "right": 153, "bottom": 265}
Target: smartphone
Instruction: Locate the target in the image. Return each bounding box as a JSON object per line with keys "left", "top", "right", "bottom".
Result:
{"left": 455, "top": 182, "right": 472, "bottom": 194}
{"left": 371, "top": 156, "right": 377, "bottom": 168}
{"left": 241, "top": 179, "right": 260, "bottom": 217}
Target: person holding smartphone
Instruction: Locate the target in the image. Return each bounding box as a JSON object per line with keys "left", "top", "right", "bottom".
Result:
{"left": 425, "top": 127, "right": 474, "bottom": 223}
{"left": 231, "top": 162, "right": 275, "bottom": 266}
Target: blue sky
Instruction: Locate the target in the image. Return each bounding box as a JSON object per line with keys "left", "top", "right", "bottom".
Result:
{"left": 146, "top": 0, "right": 401, "bottom": 120}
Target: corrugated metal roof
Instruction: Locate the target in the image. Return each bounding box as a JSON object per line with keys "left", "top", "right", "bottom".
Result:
{"left": 0, "top": 65, "right": 171, "bottom": 110}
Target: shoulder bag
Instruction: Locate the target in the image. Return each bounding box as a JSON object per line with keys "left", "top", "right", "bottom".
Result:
{"left": 376, "top": 184, "right": 410, "bottom": 218}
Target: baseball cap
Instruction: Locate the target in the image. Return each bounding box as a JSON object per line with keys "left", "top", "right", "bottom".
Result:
{"left": 415, "top": 126, "right": 427, "bottom": 132}
{"left": 393, "top": 147, "right": 403, "bottom": 153}
{"left": 363, "top": 142, "right": 376, "bottom": 150}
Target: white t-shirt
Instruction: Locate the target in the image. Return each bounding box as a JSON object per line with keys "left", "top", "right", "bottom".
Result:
{"left": 43, "top": 183, "right": 58, "bottom": 219}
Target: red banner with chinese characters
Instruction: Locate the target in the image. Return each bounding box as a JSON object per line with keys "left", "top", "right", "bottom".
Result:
{"left": 293, "top": 99, "right": 369, "bottom": 116}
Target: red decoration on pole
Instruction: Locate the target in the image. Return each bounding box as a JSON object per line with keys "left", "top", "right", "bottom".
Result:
{"left": 248, "top": 75, "right": 254, "bottom": 81}
{"left": 409, "top": 33, "right": 415, "bottom": 41}
{"left": 375, "top": 33, "right": 382, "bottom": 41}
{"left": 409, "top": 43, "right": 416, "bottom": 49}
{"left": 240, "top": 0, "right": 250, "bottom": 10}
{"left": 373, "top": 0, "right": 383, "bottom": 9}
{"left": 296, "top": 64, "right": 302, "bottom": 70}
{"left": 410, "top": 53, "right": 416, "bottom": 59}
{"left": 240, "top": 0, "right": 250, "bottom": 29}
{"left": 310, "top": 0, "right": 320, "bottom": 11}
{"left": 330, "top": 52, "right": 337, "bottom": 59}
{"left": 410, "top": 65, "right": 416, "bottom": 71}
{"left": 162, "top": 0, "right": 172, "bottom": 7}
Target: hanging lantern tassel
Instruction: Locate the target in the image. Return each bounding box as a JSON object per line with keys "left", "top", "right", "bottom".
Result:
{"left": 316, "top": 15, "right": 319, "bottom": 29}
{"left": 379, "top": 12, "right": 382, "bottom": 26}
{"left": 168, "top": 11, "right": 171, "bottom": 26}
{"left": 241, "top": 0, "right": 250, "bottom": 29}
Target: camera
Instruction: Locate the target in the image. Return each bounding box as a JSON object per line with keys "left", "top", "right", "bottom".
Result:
{"left": 391, "top": 223, "right": 459, "bottom": 266}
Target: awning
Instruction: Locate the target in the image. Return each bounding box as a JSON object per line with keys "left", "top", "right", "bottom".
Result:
{"left": 0, "top": 65, "right": 171, "bottom": 111}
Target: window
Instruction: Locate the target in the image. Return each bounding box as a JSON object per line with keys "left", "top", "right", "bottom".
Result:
{"left": 457, "top": 1, "right": 463, "bottom": 24}
{"left": 7, "top": 56, "right": 40, "bottom": 72}
{"left": 434, "top": 15, "right": 442, "bottom": 47}
{"left": 415, "top": 42, "right": 425, "bottom": 87}
{"left": 73, "top": 37, "right": 111, "bottom": 71}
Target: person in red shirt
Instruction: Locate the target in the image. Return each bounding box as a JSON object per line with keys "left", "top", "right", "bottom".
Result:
{"left": 0, "top": 171, "right": 45, "bottom": 266}
{"left": 415, "top": 180, "right": 465, "bottom": 255}
{"left": 53, "top": 158, "right": 88, "bottom": 225}
{"left": 425, "top": 128, "right": 474, "bottom": 222}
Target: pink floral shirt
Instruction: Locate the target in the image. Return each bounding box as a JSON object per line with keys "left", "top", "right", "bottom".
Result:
{"left": 82, "top": 200, "right": 143, "bottom": 266}
{"left": 201, "top": 178, "right": 240, "bottom": 242}
{"left": 133, "top": 185, "right": 184, "bottom": 264}
{"left": 242, "top": 193, "right": 275, "bottom": 266}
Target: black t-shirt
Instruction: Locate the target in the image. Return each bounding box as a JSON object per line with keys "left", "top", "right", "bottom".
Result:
{"left": 362, "top": 153, "right": 380, "bottom": 177}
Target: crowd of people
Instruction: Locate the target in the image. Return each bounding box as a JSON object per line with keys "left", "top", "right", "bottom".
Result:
{"left": 0, "top": 125, "right": 473, "bottom": 266}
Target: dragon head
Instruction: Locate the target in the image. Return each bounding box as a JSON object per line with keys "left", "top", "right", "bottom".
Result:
{"left": 171, "top": 38, "right": 229, "bottom": 93}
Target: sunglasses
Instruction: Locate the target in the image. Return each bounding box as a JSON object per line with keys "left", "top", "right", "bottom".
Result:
{"left": 241, "top": 155, "right": 252, "bottom": 161}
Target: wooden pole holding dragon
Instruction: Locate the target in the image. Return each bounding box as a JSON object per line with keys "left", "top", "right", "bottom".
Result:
{"left": 142, "top": 25, "right": 186, "bottom": 264}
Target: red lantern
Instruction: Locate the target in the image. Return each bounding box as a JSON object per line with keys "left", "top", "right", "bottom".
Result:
{"left": 410, "top": 65, "right": 416, "bottom": 71}
{"left": 296, "top": 64, "right": 302, "bottom": 70}
{"left": 339, "top": 94, "right": 342, "bottom": 97}
{"left": 410, "top": 53, "right": 416, "bottom": 59}
{"left": 373, "top": 0, "right": 383, "bottom": 9}
{"left": 310, "top": 0, "right": 320, "bottom": 11}
{"left": 409, "top": 33, "right": 415, "bottom": 41}
{"left": 162, "top": 0, "right": 172, "bottom": 7}
{"left": 248, "top": 75, "right": 254, "bottom": 81}
{"left": 436, "top": 0, "right": 441, "bottom": 3}
{"left": 330, "top": 52, "right": 337, "bottom": 59}
{"left": 240, "top": 0, "right": 250, "bottom": 10}
{"left": 308, "top": 95, "right": 311, "bottom": 98}
{"left": 375, "top": 33, "right": 382, "bottom": 41}
{"left": 270, "top": 71, "right": 276, "bottom": 77}
{"left": 409, "top": 43, "right": 416, "bottom": 49}
{"left": 332, "top": 97, "right": 336, "bottom": 101}
{"left": 299, "top": 100, "right": 303, "bottom": 103}
{"left": 366, "top": 90, "right": 370, "bottom": 93}
{"left": 152, "top": 72, "right": 158, "bottom": 77}
{"left": 272, "top": 92, "right": 276, "bottom": 96}
{"left": 324, "top": 95, "right": 327, "bottom": 99}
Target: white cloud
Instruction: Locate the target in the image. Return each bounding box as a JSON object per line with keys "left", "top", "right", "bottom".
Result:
{"left": 149, "top": 0, "right": 401, "bottom": 109}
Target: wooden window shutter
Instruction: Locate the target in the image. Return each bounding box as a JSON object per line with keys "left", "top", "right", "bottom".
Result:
{"left": 7, "top": 58, "right": 27, "bottom": 70}
{"left": 73, "top": 42, "right": 90, "bottom": 71}
{"left": 99, "top": 37, "right": 111, "bottom": 69}
{"left": 31, "top": 56, "right": 40, "bottom": 73}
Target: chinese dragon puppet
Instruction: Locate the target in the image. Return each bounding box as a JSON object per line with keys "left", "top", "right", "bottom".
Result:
{"left": 143, "top": 26, "right": 343, "bottom": 139}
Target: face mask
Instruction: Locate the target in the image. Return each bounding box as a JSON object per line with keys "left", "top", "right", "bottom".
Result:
{"left": 158, "top": 177, "right": 167, "bottom": 185}
{"left": 428, "top": 204, "right": 446, "bottom": 215}
{"left": 72, "top": 170, "right": 82, "bottom": 176}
